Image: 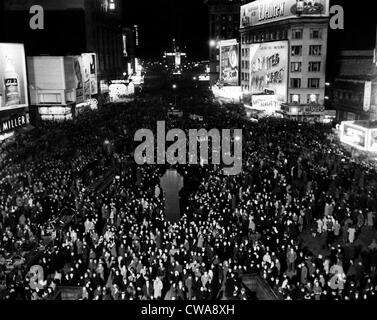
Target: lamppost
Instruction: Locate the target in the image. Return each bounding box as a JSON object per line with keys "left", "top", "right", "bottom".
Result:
{"left": 172, "top": 84, "right": 177, "bottom": 107}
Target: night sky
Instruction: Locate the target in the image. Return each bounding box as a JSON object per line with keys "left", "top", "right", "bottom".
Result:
{"left": 123, "top": 0, "right": 209, "bottom": 60}
{"left": 123, "top": 0, "right": 377, "bottom": 61}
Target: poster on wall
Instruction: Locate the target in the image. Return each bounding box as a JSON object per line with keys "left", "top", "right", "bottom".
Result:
{"left": 241, "top": 0, "right": 329, "bottom": 28}
{"left": 82, "top": 53, "right": 98, "bottom": 96}
{"left": 220, "top": 40, "right": 239, "bottom": 86}
{"left": 74, "top": 56, "right": 84, "bottom": 104}
{"left": 249, "top": 40, "right": 288, "bottom": 104}
{"left": 0, "top": 43, "right": 29, "bottom": 111}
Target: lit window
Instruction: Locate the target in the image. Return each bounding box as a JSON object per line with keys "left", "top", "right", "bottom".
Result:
{"left": 309, "top": 45, "right": 322, "bottom": 56}
{"left": 291, "top": 62, "right": 302, "bottom": 73}
{"left": 291, "top": 45, "right": 302, "bottom": 56}
{"left": 109, "top": 0, "right": 116, "bottom": 10}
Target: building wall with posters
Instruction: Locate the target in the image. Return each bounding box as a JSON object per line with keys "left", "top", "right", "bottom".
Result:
{"left": 219, "top": 39, "right": 240, "bottom": 86}
{"left": 240, "top": 0, "right": 329, "bottom": 118}
{"left": 0, "top": 43, "right": 29, "bottom": 141}
{"left": 3, "top": 0, "right": 124, "bottom": 99}
{"left": 331, "top": 50, "right": 377, "bottom": 122}
{"left": 204, "top": 0, "right": 242, "bottom": 85}
{"left": 27, "top": 54, "right": 99, "bottom": 121}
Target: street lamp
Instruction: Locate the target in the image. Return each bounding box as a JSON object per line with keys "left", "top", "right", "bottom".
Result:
{"left": 172, "top": 84, "right": 177, "bottom": 106}
{"left": 209, "top": 40, "right": 217, "bottom": 47}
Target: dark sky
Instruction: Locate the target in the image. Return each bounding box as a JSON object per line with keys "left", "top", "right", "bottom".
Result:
{"left": 123, "top": 0, "right": 377, "bottom": 61}
{"left": 123, "top": 0, "right": 209, "bottom": 60}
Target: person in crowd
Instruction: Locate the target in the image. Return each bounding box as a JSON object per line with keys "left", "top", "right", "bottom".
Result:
{"left": 1, "top": 98, "right": 377, "bottom": 301}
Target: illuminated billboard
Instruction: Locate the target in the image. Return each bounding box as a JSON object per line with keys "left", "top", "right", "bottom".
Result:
{"left": 241, "top": 0, "right": 329, "bottom": 28}
{"left": 82, "top": 53, "right": 98, "bottom": 97}
{"left": 73, "top": 56, "right": 84, "bottom": 103}
{"left": 369, "top": 130, "right": 377, "bottom": 152}
{"left": 220, "top": 40, "right": 239, "bottom": 86}
{"left": 248, "top": 41, "right": 288, "bottom": 104}
{"left": 0, "top": 43, "right": 29, "bottom": 111}
{"left": 252, "top": 95, "right": 281, "bottom": 114}
{"left": 340, "top": 122, "right": 368, "bottom": 150}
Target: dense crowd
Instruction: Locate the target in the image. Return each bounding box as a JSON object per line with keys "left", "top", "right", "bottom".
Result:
{"left": 1, "top": 96, "right": 377, "bottom": 301}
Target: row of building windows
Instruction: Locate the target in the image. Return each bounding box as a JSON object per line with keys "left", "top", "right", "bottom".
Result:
{"left": 290, "top": 78, "right": 321, "bottom": 89}
{"left": 241, "top": 45, "right": 322, "bottom": 58}
{"left": 210, "top": 14, "right": 239, "bottom": 23}
{"left": 242, "top": 27, "right": 324, "bottom": 44}
{"left": 292, "top": 28, "right": 323, "bottom": 40}
{"left": 291, "top": 61, "right": 321, "bottom": 72}
{"left": 242, "top": 30, "right": 288, "bottom": 44}
{"left": 291, "top": 45, "right": 322, "bottom": 56}
{"left": 211, "top": 23, "right": 239, "bottom": 39}
{"left": 240, "top": 73, "right": 321, "bottom": 89}
{"left": 290, "top": 94, "right": 320, "bottom": 104}
{"left": 241, "top": 61, "right": 321, "bottom": 72}
{"left": 334, "top": 90, "right": 363, "bottom": 105}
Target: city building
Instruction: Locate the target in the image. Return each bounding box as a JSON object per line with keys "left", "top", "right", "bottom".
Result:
{"left": 2, "top": 0, "right": 125, "bottom": 106}
{"left": 204, "top": 0, "right": 242, "bottom": 85}
{"left": 331, "top": 50, "right": 377, "bottom": 122}
{"left": 0, "top": 43, "right": 30, "bottom": 142}
{"left": 123, "top": 25, "right": 139, "bottom": 78}
{"left": 240, "top": 0, "right": 330, "bottom": 121}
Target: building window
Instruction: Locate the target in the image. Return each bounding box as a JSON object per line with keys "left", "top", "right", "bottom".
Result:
{"left": 308, "top": 78, "right": 320, "bottom": 88}
{"left": 310, "top": 29, "right": 322, "bottom": 39}
{"left": 290, "top": 78, "right": 302, "bottom": 89}
{"left": 290, "top": 94, "right": 300, "bottom": 104}
{"left": 308, "top": 62, "right": 321, "bottom": 72}
{"left": 309, "top": 45, "right": 322, "bottom": 56}
{"left": 291, "top": 45, "right": 302, "bottom": 56}
{"left": 307, "top": 94, "right": 320, "bottom": 104}
{"left": 291, "top": 62, "right": 302, "bottom": 73}
{"left": 292, "top": 29, "right": 303, "bottom": 40}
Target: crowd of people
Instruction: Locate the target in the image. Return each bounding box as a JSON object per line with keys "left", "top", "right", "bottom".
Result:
{"left": 1, "top": 94, "right": 377, "bottom": 301}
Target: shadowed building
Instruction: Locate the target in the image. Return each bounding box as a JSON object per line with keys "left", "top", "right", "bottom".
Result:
{"left": 204, "top": 0, "right": 242, "bottom": 85}
{"left": 3, "top": 0, "right": 125, "bottom": 90}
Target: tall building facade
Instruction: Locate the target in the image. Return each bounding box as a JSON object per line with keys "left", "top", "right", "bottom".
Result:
{"left": 204, "top": 0, "right": 242, "bottom": 85}
{"left": 240, "top": 0, "right": 330, "bottom": 120}
{"left": 332, "top": 50, "right": 377, "bottom": 122}
{"left": 3, "top": 0, "right": 124, "bottom": 87}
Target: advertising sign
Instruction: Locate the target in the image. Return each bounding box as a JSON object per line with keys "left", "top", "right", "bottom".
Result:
{"left": 74, "top": 56, "right": 84, "bottom": 104}
{"left": 340, "top": 123, "right": 367, "bottom": 150}
{"left": 252, "top": 95, "right": 280, "bottom": 113}
{"left": 0, "top": 43, "right": 29, "bottom": 111}
{"left": 85, "top": 53, "right": 98, "bottom": 96}
{"left": 220, "top": 40, "right": 239, "bottom": 86}
{"left": 241, "top": 0, "right": 329, "bottom": 28}
{"left": 369, "top": 129, "right": 377, "bottom": 152}
{"left": 0, "top": 113, "right": 28, "bottom": 135}
{"left": 248, "top": 41, "right": 288, "bottom": 104}
{"left": 363, "top": 81, "right": 372, "bottom": 112}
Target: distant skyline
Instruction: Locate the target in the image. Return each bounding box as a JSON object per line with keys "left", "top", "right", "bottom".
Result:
{"left": 123, "top": 0, "right": 209, "bottom": 60}
{"left": 123, "top": 0, "right": 377, "bottom": 61}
